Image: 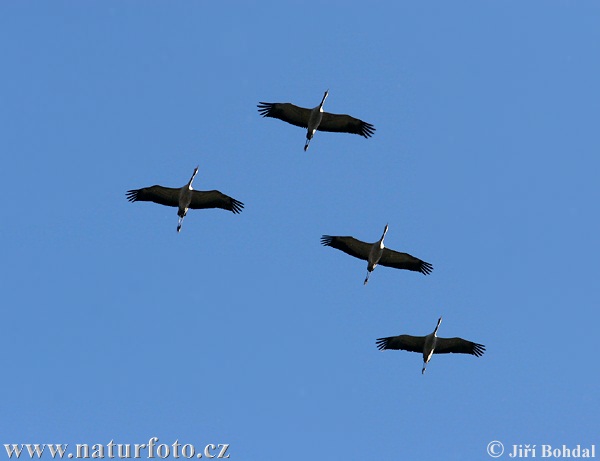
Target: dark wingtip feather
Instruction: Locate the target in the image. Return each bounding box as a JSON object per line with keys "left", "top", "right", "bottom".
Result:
{"left": 420, "top": 261, "right": 434, "bottom": 275}
{"left": 472, "top": 343, "right": 486, "bottom": 357}
{"left": 375, "top": 337, "right": 390, "bottom": 351}
{"left": 320, "top": 235, "right": 333, "bottom": 246}
{"left": 257, "top": 102, "right": 273, "bottom": 117}
{"left": 126, "top": 189, "right": 139, "bottom": 203}
{"left": 361, "top": 122, "right": 376, "bottom": 138}
{"left": 230, "top": 198, "right": 244, "bottom": 214}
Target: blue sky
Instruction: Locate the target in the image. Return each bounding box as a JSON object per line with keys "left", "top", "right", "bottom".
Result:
{"left": 1, "top": 2, "right": 599, "bottom": 460}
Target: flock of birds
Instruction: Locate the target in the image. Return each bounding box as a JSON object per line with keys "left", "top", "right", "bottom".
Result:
{"left": 126, "top": 90, "right": 486, "bottom": 374}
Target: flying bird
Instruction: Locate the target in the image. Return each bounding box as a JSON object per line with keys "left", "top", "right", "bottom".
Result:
{"left": 320, "top": 224, "right": 432, "bottom": 285}
{"left": 257, "top": 90, "right": 375, "bottom": 151}
{"left": 376, "top": 317, "right": 486, "bottom": 374}
{"left": 126, "top": 166, "right": 244, "bottom": 233}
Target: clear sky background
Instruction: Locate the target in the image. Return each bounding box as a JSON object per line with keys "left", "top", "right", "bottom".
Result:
{"left": 1, "top": 2, "right": 599, "bottom": 460}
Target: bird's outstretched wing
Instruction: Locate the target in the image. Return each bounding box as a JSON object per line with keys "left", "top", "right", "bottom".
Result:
{"left": 189, "top": 190, "right": 244, "bottom": 214}
{"left": 126, "top": 186, "right": 180, "bottom": 208}
{"left": 378, "top": 248, "right": 433, "bottom": 275}
{"left": 320, "top": 235, "right": 372, "bottom": 261}
{"left": 257, "top": 102, "right": 312, "bottom": 129}
{"left": 376, "top": 335, "right": 426, "bottom": 353}
{"left": 434, "top": 338, "right": 486, "bottom": 356}
{"left": 319, "top": 112, "right": 376, "bottom": 138}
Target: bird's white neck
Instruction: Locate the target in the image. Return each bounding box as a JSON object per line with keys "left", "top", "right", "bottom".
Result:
{"left": 433, "top": 317, "right": 443, "bottom": 336}
{"left": 379, "top": 225, "right": 388, "bottom": 249}
{"left": 319, "top": 90, "right": 329, "bottom": 111}
{"left": 188, "top": 168, "right": 199, "bottom": 190}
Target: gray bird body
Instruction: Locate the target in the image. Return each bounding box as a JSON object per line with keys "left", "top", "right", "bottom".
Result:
{"left": 304, "top": 90, "right": 328, "bottom": 151}
{"left": 365, "top": 224, "right": 388, "bottom": 284}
